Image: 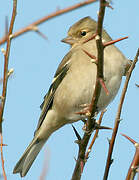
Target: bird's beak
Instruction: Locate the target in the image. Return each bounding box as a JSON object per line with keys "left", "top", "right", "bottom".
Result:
{"left": 61, "top": 36, "right": 77, "bottom": 45}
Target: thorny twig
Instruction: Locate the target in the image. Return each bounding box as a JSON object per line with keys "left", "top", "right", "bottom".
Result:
{"left": 85, "top": 109, "right": 107, "bottom": 159}
{"left": 122, "top": 134, "right": 139, "bottom": 180}
{"left": 103, "top": 49, "right": 139, "bottom": 180}
{"left": 71, "top": 1, "right": 108, "bottom": 180}
{"left": 0, "top": 0, "right": 98, "bottom": 45}
{"left": 0, "top": 0, "right": 17, "bottom": 179}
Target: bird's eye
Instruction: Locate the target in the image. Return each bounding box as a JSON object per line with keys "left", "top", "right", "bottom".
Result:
{"left": 81, "top": 31, "right": 87, "bottom": 36}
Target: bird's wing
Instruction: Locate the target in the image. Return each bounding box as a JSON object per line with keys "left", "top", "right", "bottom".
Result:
{"left": 34, "top": 51, "right": 72, "bottom": 134}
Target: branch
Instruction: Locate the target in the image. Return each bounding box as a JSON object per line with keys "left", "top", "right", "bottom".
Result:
{"left": 71, "top": 1, "right": 107, "bottom": 180}
{"left": 103, "top": 48, "right": 139, "bottom": 180}
{"left": 0, "top": 0, "right": 98, "bottom": 45}
{"left": 121, "top": 134, "right": 139, "bottom": 180}
{"left": 0, "top": 0, "right": 17, "bottom": 179}
{"left": 85, "top": 110, "right": 106, "bottom": 159}
{"left": 0, "top": 0, "right": 17, "bottom": 128}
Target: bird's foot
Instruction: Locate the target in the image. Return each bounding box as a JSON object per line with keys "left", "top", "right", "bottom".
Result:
{"left": 75, "top": 103, "right": 92, "bottom": 116}
{"left": 75, "top": 103, "right": 99, "bottom": 117}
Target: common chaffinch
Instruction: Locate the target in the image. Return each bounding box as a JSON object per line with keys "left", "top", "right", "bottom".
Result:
{"left": 13, "top": 16, "right": 131, "bottom": 177}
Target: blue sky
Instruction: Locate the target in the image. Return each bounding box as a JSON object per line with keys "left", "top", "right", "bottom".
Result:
{"left": 0, "top": 0, "right": 139, "bottom": 180}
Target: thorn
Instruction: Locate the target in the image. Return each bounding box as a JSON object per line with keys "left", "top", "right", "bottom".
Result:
{"left": 121, "top": 133, "right": 137, "bottom": 145}
{"left": 74, "top": 157, "right": 77, "bottom": 162}
{"left": 30, "top": 25, "right": 48, "bottom": 41}
{"left": 72, "top": 125, "right": 81, "bottom": 141}
{"left": 110, "top": 159, "right": 114, "bottom": 165}
{"left": 107, "top": 138, "right": 111, "bottom": 145}
{"left": 35, "top": 29, "right": 48, "bottom": 41}
{"left": 82, "top": 49, "right": 97, "bottom": 64}
{"left": 83, "top": 33, "right": 97, "bottom": 44}
{"left": 98, "top": 78, "right": 109, "bottom": 95}
{"left": 95, "top": 124, "right": 112, "bottom": 130}
{"left": 103, "top": 36, "right": 128, "bottom": 47}
{"left": 117, "top": 118, "right": 123, "bottom": 122}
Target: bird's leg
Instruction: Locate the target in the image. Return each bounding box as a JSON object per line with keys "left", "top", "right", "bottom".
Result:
{"left": 75, "top": 104, "right": 98, "bottom": 133}
{"left": 76, "top": 105, "right": 111, "bottom": 133}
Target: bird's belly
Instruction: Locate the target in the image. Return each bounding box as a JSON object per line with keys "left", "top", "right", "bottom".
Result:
{"left": 53, "top": 64, "right": 95, "bottom": 122}
{"left": 53, "top": 58, "right": 122, "bottom": 123}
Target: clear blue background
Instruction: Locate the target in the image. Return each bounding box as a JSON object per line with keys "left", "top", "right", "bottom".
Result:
{"left": 0, "top": 1, "right": 139, "bottom": 179}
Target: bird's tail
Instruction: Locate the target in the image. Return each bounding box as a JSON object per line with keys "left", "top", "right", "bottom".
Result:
{"left": 13, "top": 137, "right": 45, "bottom": 177}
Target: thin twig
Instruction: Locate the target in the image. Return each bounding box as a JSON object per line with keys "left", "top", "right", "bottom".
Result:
{"left": 71, "top": 1, "right": 107, "bottom": 180}
{"left": 0, "top": 0, "right": 17, "bottom": 128}
{"left": 0, "top": 0, "right": 17, "bottom": 179}
{"left": 121, "top": 134, "right": 139, "bottom": 180}
{"left": 103, "top": 48, "right": 139, "bottom": 180}
{"left": 0, "top": 0, "right": 98, "bottom": 45}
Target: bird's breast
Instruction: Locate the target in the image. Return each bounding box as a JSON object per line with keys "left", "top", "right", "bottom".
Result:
{"left": 53, "top": 46, "right": 124, "bottom": 122}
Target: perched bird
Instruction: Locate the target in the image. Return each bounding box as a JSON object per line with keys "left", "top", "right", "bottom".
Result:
{"left": 13, "top": 16, "right": 131, "bottom": 177}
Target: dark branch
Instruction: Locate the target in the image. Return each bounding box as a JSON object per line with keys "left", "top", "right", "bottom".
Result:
{"left": 71, "top": 1, "right": 107, "bottom": 179}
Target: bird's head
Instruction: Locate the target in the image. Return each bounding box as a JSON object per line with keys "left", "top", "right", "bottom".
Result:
{"left": 61, "top": 16, "right": 112, "bottom": 47}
